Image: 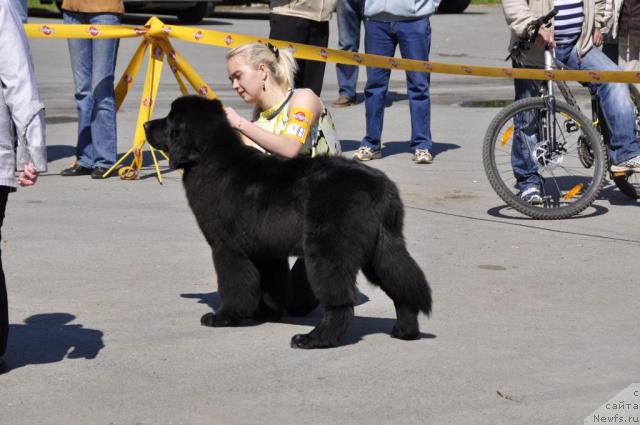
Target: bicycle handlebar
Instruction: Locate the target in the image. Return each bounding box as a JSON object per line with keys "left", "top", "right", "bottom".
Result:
{"left": 526, "top": 9, "right": 558, "bottom": 44}
{"left": 507, "top": 9, "right": 558, "bottom": 61}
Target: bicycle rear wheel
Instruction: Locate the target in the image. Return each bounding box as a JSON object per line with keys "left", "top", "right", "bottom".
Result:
{"left": 613, "top": 173, "right": 640, "bottom": 199}
{"left": 483, "top": 97, "right": 606, "bottom": 219}
{"left": 612, "top": 85, "right": 640, "bottom": 200}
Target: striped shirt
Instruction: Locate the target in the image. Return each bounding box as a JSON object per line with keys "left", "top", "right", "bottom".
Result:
{"left": 553, "top": 0, "right": 584, "bottom": 45}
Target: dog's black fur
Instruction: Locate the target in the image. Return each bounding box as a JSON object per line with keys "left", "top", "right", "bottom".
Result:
{"left": 145, "top": 96, "right": 432, "bottom": 348}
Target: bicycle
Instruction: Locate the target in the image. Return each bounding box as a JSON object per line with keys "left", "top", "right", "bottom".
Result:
{"left": 570, "top": 82, "right": 640, "bottom": 200}
{"left": 482, "top": 10, "right": 639, "bottom": 219}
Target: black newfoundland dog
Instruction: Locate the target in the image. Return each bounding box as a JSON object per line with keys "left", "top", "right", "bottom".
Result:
{"left": 144, "top": 96, "right": 432, "bottom": 349}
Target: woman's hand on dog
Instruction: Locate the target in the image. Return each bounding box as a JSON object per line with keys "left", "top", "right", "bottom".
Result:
{"left": 224, "top": 106, "right": 246, "bottom": 131}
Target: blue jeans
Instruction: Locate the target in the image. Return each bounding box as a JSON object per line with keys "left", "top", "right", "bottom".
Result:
{"left": 64, "top": 11, "right": 120, "bottom": 169}
{"left": 362, "top": 17, "right": 432, "bottom": 151}
{"left": 513, "top": 44, "right": 640, "bottom": 190}
{"left": 10, "top": 0, "right": 28, "bottom": 23}
{"left": 335, "top": 0, "right": 364, "bottom": 99}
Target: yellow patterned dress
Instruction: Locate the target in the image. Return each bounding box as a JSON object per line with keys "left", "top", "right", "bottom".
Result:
{"left": 253, "top": 90, "right": 321, "bottom": 156}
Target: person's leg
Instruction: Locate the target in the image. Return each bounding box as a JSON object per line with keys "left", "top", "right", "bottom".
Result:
{"left": 618, "top": 36, "right": 640, "bottom": 93}
{"left": 269, "top": 14, "right": 315, "bottom": 92}
{"left": 603, "top": 40, "right": 619, "bottom": 64}
{"left": 511, "top": 65, "right": 544, "bottom": 192}
{"left": 303, "top": 20, "right": 329, "bottom": 96}
{"left": 396, "top": 17, "right": 432, "bottom": 152}
{"left": 89, "top": 13, "right": 120, "bottom": 169}
{"left": 0, "top": 186, "right": 10, "bottom": 360}
{"left": 560, "top": 44, "right": 640, "bottom": 165}
{"left": 335, "top": 0, "right": 364, "bottom": 100}
{"left": 64, "top": 11, "right": 94, "bottom": 168}
{"left": 361, "top": 19, "right": 395, "bottom": 152}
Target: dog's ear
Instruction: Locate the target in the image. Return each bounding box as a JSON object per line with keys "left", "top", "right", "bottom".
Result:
{"left": 168, "top": 135, "right": 200, "bottom": 169}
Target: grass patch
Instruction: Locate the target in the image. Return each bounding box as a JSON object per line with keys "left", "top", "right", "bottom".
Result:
{"left": 470, "top": 0, "right": 501, "bottom": 4}
{"left": 27, "top": 0, "right": 58, "bottom": 11}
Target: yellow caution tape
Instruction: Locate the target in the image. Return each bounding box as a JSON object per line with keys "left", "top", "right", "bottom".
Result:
{"left": 23, "top": 17, "right": 640, "bottom": 181}
{"left": 25, "top": 20, "right": 640, "bottom": 84}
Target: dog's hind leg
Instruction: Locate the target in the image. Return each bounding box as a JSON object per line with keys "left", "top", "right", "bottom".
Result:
{"left": 290, "top": 254, "right": 358, "bottom": 349}
{"left": 201, "top": 248, "right": 262, "bottom": 327}
{"left": 362, "top": 231, "right": 432, "bottom": 340}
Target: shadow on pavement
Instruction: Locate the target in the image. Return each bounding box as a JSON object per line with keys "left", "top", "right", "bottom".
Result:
{"left": 383, "top": 141, "right": 460, "bottom": 157}
{"left": 182, "top": 289, "right": 369, "bottom": 313}
{"left": 180, "top": 290, "right": 433, "bottom": 347}
{"left": 3, "top": 313, "right": 104, "bottom": 373}
{"left": 47, "top": 145, "right": 76, "bottom": 162}
{"left": 599, "top": 184, "right": 640, "bottom": 206}
{"left": 340, "top": 140, "right": 461, "bottom": 158}
{"left": 486, "top": 203, "right": 610, "bottom": 220}
{"left": 281, "top": 314, "right": 436, "bottom": 347}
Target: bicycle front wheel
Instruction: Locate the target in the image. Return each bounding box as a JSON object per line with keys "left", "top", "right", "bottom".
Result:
{"left": 483, "top": 97, "right": 606, "bottom": 219}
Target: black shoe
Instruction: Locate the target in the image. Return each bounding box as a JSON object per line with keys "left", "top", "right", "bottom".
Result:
{"left": 0, "top": 358, "right": 7, "bottom": 375}
{"left": 60, "top": 164, "right": 92, "bottom": 176}
{"left": 90, "top": 166, "right": 113, "bottom": 179}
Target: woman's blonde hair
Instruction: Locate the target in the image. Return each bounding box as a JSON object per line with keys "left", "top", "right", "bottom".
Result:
{"left": 226, "top": 42, "right": 297, "bottom": 91}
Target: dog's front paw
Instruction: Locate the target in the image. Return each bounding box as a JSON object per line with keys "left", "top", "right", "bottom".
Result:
{"left": 290, "top": 333, "right": 335, "bottom": 349}
{"left": 201, "top": 312, "right": 234, "bottom": 327}
{"left": 390, "top": 323, "right": 420, "bottom": 340}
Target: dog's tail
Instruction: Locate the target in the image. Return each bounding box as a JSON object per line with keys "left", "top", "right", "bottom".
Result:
{"left": 362, "top": 186, "right": 432, "bottom": 317}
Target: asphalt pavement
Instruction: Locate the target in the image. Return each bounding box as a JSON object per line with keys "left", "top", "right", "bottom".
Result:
{"left": 0, "top": 5, "right": 638, "bottom": 425}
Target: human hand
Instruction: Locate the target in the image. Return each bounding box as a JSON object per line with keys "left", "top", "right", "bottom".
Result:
{"left": 224, "top": 106, "right": 244, "bottom": 131}
{"left": 535, "top": 27, "right": 556, "bottom": 48}
{"left": 593, "top": 28, "right": 603, "bottom": 46}
{"left": 18, "top": 163, "right": 39, "bottom": 187}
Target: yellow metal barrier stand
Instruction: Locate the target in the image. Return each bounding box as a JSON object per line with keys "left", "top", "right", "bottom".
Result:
{"left": 115, "top": 38, "right": 149, "bottom": 112}
{"left": 105, "top": 39, "right": 164, "bottom": 181}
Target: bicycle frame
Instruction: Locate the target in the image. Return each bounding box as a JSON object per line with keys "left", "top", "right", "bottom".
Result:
{"left": 543, "top": 47, "right": 557, "bottom": 158}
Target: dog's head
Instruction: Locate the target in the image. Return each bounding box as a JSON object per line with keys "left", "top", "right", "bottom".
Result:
{"left": 144, "top": 96, "right": 230, "bottom": 169}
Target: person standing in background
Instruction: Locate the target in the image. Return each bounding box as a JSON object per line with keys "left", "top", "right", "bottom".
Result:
{"left": 353, "top": 0, "right": 441, "bottom": 164}
{"left": 0, "top": 0, "right": 47, "bottom": 374}
{"left": 610, "top": 0, "right": 640, "bottom": 91}
{"left": 59, "top": 0, "right": 123, "bottom": 179}
{"left": 269, "top": 0, "right": 337, "bottom": 96}
{"left": 332, "top": 0, "right": 365, "bottom": 108}
{"left": 602, "top": 0, "right": 620, "bottom": 62}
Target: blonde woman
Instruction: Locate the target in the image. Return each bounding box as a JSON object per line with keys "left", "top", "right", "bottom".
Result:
{"left": 223, "top": 42, "right": 329, "bottom": 317}
{"left": 224, "top": 42, "right": 324, "bottom": 158}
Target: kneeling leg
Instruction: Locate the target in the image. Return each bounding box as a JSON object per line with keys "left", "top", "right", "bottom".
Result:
{"left": 286, "top": 258, "right": 319, "bottom": 317}
{"left": 252, "top": 258, "right": 290, "bottom": 322}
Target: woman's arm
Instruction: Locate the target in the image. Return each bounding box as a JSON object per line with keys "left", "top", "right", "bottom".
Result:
{"left": 225, "top": 89, "right": 323, "bottom": 158}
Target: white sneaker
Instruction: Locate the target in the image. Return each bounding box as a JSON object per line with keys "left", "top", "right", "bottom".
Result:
{"left": 611, "top": 155, "right": 640, "bottom": 172}
{"left": 520, "top": 187, "right": 543, "bottom": 205}
{"left": 352, "top": 147, "right": 382, "bottom": 161}
{"left": 413, "top": 149, "right": 433, "bottom": 164}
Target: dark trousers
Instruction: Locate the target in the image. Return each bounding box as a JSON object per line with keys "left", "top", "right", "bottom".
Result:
{"left": 0, "top": 186, "right": 10, "bottom": 357}
{"left": 269, "top": 14, "right": 329, "bottom": 96}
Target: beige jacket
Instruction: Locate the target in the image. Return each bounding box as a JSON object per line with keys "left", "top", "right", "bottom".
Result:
{"left": 270, "top": 0, "right": 337, "bottom": 22}
{"left": 61, "top": 0, "right": 124, "bottom": 14}
{"left": 503, "top": 0, "right": 608, "bottom": 66}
